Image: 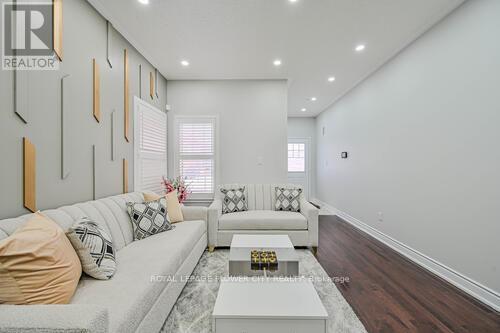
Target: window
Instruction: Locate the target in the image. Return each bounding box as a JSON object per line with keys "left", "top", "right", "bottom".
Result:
{"left": 134, "top": 98, "right": 167, "bottom": 193}
{"left": 175, "top": 117, "right": 216, "bottom": 199}
{"left": 288, "top": 143, "right": 305, "bottom": 172}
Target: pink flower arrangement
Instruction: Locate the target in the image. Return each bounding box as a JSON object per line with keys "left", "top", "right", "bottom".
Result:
{"left": 162, "top": 176, "right": 190, "bottom": 203}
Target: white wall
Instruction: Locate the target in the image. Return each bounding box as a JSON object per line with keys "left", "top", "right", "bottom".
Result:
{"left": 287, "top": 117, "right": 317, "bottom": 198}
{"left": 316, "top": 0, "right": 500, "bottom": 303}
{"left": 167, "top": 80, "right": 288, "bottom": 187}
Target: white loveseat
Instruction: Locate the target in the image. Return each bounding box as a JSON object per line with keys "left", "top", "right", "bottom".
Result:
{"left": 208, "top": 184, "right": 318, "bottom": 251}
{"left": 0, "top": 192, "right": 207, "bottom": 333}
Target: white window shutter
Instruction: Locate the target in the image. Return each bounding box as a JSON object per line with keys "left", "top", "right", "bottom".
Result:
{"left": 134, "top": 99, "right": 167, "bottom": 194}
{"left": 176, "top": 118, "right": 216, "bottom": 196}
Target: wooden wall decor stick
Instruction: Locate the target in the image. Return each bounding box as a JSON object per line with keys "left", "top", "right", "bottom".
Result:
{"left": 150, "top": 72, "right": 154, "bottom": 99}
{"left": 124, "top": 49, "right": 130, "bottom": 142}
{"left": 106, "top": 21, "right": 113, "bottom": 68}
{"left": 155, "top": 68, "right": 159, "bottom": 98}
{"left": 14, "top": 70, "right": 29, "bottom": 123}
{"left": 123, "top": 158, "right": 128, "bottom": 194}
{"left": 93, "top": 59, "right": 101, "bottom": 122}
{"left": 61, "top": 74, "right": 71, "bottom": 179}
{"left": 23, "top": 137, "right": 36, "bottom": 212}
{"left": 53, "top": 0, "right": 63, "bottom": 60}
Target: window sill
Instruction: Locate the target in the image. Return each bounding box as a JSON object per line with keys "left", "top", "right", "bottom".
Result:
{"left": 183, "top": 199, "right": 214, "bottom": 207}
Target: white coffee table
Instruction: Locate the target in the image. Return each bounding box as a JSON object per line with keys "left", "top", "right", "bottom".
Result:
{"left": 230, "top": 234, "right": 294, "bottom": 248}
{"left": 229, "top": 234, "right": 299, "bottom": 277}
{"left": 212, "top": 278, "right": 328, "bottom": 333}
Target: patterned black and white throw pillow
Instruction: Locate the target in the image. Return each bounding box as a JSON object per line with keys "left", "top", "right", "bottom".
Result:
{"left": 66, "top": 218, "right": 116, "bottom": 280}
{"left": 274, "top": 187, "right": 302, "bottom": 212}
{"left": 221, "top": 187, "right": 248, "bottom": 214}
{"left": 126, "top": 198, "right": 173, "bottom": 240}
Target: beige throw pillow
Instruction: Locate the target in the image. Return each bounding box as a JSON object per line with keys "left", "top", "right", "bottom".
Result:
{"left": 143, "top": 192, "right": 161, "bottom": 202}
{"left": 166, "top": 190, "right": 184, "bottom": 223}
{"left": 0, "top": 213, "right": 82, "bottom": 304}
{"left": 143, "top": 191, "right": 184, "bottom": 223}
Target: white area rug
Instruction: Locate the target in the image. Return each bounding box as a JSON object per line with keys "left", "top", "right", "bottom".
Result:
{"left": 161, "top": 249, "right": 367, "bottom": 333}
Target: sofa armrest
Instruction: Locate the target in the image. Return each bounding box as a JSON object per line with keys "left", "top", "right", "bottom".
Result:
{"left": 207, "top": 199, "right": 222, "bottom": 247}
{"left": 181, "top": 205, "right": 208, "bottom": 222}
{"left": 0, "top": 304, "right": 108, "bottom": 333}
{"left": 300, "top": 199, "right": 319, "bottom": 247}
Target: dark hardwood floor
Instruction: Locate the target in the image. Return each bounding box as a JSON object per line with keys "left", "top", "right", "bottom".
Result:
{"left": 316, "top": 215, "right": 500, "bottom": 333}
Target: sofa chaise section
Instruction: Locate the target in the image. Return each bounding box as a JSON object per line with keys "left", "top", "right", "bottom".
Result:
{"left": 0, "top": 192, "right": 208, "bottom": 333}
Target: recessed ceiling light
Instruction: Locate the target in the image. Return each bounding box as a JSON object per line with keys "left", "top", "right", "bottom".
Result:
{"left": 138, "top": 0, "right": 149, "bottom": 4}
{"left": 328, "top": 76, "right": 336, "bottom": 82}
{"left": 181, "top": 60, "right": 190, "bottom": 67}
{"left": 310, "top": 97, "right": 317, "bottom": 102}
{"left": 355, "top": 44, "right": 366, "bottom": 52}
{"left": 289, "top": 0, "right": 298, "bottom": 3}
{"left": 301, "top": 108, "right": 307, "bottom": 112}
{"left": 273, "top": 59, "right": 282, "bottom": 66}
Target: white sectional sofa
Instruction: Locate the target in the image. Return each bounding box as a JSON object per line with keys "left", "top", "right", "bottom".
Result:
{"left": 0, "top": 192, "right": 208, "bottom": 333}
{"left": 208, "top": 184, "right": 319, "bottom": 251}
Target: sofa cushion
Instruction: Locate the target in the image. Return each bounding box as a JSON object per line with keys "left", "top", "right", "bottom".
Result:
{"left": 221, "top": 187, "right": 248, "bottom": 214}
{"left": 0, "top": 213, "right": 82, "bottom": 305}
{"left": 274, "top": 187, "right": 302, "bottom": 212}
{"left": 166, "top": 190, "right": 184, "bottom": 223}
{"left": 66, "top": 217, "right": 116, "bottom": 280}
{"left": 218, "top": 210, "right": 307, "bottom": 230}
{"left": 126, "top": 199, "right": 173, "bottom": 240}
{"left": 70, "top": 219, "right": 206, "bottom": 333}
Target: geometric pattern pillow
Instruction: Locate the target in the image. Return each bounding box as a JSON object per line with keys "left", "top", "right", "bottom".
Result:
{"left": 126, "top": 198, "right": 173, "bottom": 241}
{"left": 274, "top": 187, "right": 302, "bottom": 212}
{"left": 66, "top": 218, "right": 116, "bottom": 280}
{"left": 221, "top": 187, "right": 248, "bottom": 214}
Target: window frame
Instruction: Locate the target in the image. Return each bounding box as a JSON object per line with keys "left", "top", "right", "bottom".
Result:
{"left": 173, "top": 115, "right": 219, "bottom": 201}
{"left": 287, "top": 142, "right": 306, "bottom": 173}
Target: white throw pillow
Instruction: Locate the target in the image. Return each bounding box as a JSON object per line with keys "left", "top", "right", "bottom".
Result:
{"left": 66, "top": 218, "right": 116, "bottom": 280}
{"left": 274, "top": 187, "right": 302, "bottom": 212}
{"left": 221, "top": 187, "right": 248, "bottom": 214}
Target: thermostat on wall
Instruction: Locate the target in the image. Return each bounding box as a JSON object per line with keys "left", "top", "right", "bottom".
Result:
{"left": 341, "top": 152, "right": 348, "bottom": 159}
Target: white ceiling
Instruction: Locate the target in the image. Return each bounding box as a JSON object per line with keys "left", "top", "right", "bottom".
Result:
{"left": 88, "top": 0, "right": 464, "bottom": 117}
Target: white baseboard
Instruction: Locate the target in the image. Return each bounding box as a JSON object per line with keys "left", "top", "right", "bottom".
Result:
{"left": 311, "top": 198, "right": 500, "bottom": 312}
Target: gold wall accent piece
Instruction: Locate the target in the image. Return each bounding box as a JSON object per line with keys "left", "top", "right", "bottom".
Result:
{"left": 124, "top": 49, "right": 130, "bottom": 142}
{"left": 23, "top": 137, "right": 36, "bottom": 212}
{"left": 150, "top": 72, "right": 154, "bottom": 99}
{"left": 53, "top": 0, "right": 63, "bottom": 60}
{"left": 123, "top": 159, "right": 128, "bottom": 194}
{"left": 155, "top": 68, "right": 159, "bottom": 98}
{"left": 93, "top": 59, "right": 100, "bottom": 122}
